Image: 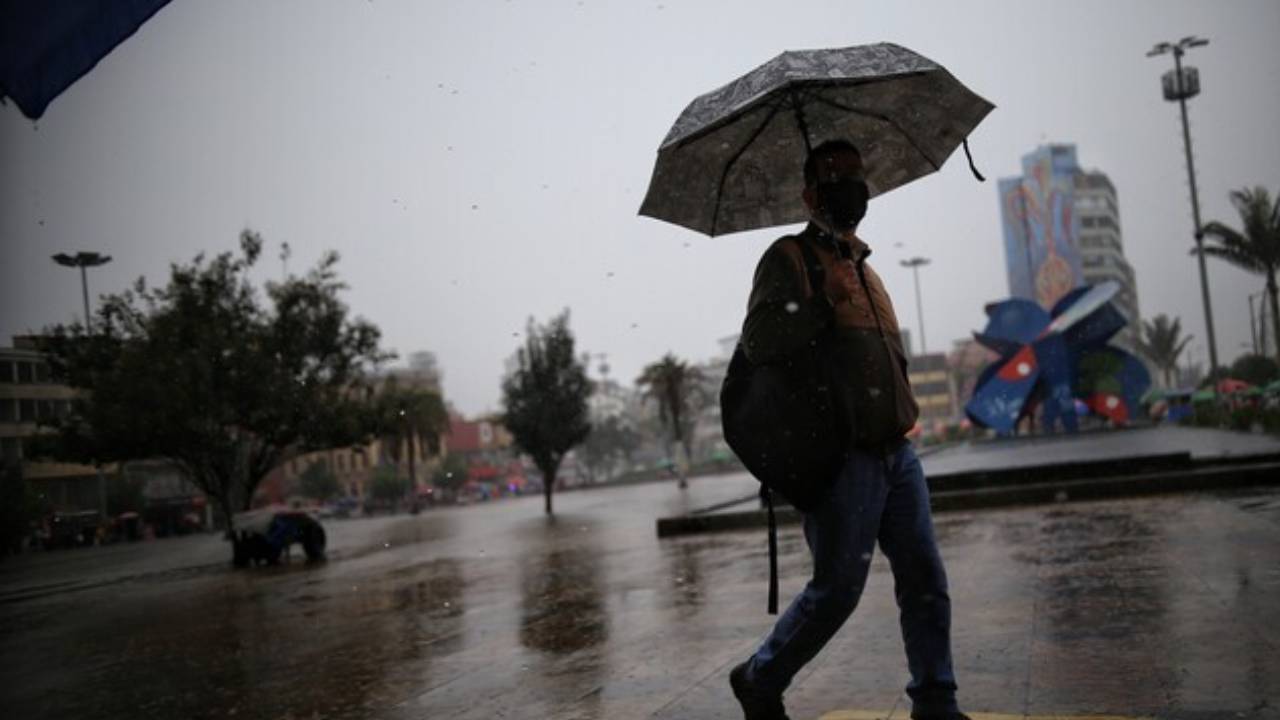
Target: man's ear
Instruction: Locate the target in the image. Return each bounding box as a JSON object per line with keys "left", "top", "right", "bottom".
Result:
{"left": 802, "top": 185, "right": 816, "bottom": 213}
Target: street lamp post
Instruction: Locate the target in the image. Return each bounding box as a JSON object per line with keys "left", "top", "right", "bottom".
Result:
{"left": 900, "top": 257, "right": 931, "bottom": 356}
{"left": 1147, "top": 36, "right": 1219, "bottom": 374}
{"left": 51, "top": 251, "right": 112, "bottom": 332}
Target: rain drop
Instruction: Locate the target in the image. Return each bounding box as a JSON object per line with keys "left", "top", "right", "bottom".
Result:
{"left": 785, "top": 301, "right": 799, "bottom": 314}
{"left": 471, "top": 204, "right": 479, "bottom": 210}
{"left": 443, "top": 601, "right": 451, "bottom": 608}
{"left": 1054, "top": 490, "right": 1069, "bottom": 502}
{"left": 606, "top": 272, "right": 615, "bottom": 278}
{"left": 383, "top": 542, "right": 391, "bottom": 549}
{"left": 860, "top": 552, "right": 872, "bottom": 562}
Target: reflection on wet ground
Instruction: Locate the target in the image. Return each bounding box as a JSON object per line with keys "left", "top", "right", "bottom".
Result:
{"left": 1, "top": 476, "right": 1277, "bottom": 719}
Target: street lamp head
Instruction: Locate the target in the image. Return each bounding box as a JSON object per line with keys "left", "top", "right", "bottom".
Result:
{"left": 900, "top": 256, "right": 931, "bottom": 269}
{"left": 52, "top": 251, "right": 112, "bottom": 268}
{"left": 1179, "top": 36, "right": 1208, "bottom": 48}
{"left": 1146, "top": 42, "right": 1172, "bottom": 57}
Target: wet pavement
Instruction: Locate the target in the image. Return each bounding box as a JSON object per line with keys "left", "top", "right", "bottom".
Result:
{"left": 2, "top": 472, "right": 1278, "bottom": 719}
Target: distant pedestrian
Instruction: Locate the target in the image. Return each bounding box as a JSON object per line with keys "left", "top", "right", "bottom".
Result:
{"left": 728, "top": 140, "right": 968, "bottom": 720}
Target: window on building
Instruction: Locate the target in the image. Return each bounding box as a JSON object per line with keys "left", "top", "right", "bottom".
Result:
{"left": 912, "top": 380, "right": 951, "bottom": 397}
{"left": 0, "top": 399, "right": 16, "bottom": 423}
{"left": 34, "top": 363, "right": 50, "bottom": 383}
{"left": 0, "top": 360, "right": 13, "bottom": 383}
{"left": 1, "top": 437, "right": 21, "bottom": 463}
{"left": 18, "top": 399, "right": 37, "bottom": 422}
{"left": 16, "top": 362, "right": 33, "bottom": 383}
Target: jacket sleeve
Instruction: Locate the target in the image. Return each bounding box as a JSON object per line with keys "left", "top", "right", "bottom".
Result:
{"left": 740, "top": 240, "right": 834, "bottom": 365}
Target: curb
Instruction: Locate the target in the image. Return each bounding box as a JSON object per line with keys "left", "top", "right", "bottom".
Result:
{"left": 656, "top": 459, "right": 1280, "bottom": 538}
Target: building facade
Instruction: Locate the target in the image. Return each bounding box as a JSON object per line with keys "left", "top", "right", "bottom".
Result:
{"left": 1, "top": 337, "right": 102, "bottom": 512}
{"left": 998, "top": 144, "right": 1140, "bottom": 346}
{"left": 907, "top": 352, "right": 956, "bottom": 430}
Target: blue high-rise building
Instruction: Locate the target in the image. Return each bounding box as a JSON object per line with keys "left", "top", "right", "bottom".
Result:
{"left": 997, "top": 144, "right": 1141, "bottom": 349}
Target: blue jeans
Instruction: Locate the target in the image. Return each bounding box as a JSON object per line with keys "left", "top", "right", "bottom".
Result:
{"left": 747, "top": 443, "right": 958, "bottom": 716}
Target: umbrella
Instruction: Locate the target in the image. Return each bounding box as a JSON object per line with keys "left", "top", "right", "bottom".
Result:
{"left": 1216, "top": 378, "right": 1251, "bottom": 395}
{"left": 0, "top": 1, "right": 172, "bottom": 120}
{"left": 640, "top": 43, "right": 994, "bottom": 236}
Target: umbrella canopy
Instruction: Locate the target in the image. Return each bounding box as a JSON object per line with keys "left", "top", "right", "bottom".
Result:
{"left": 1217, "top": 378, "right": 1252, "bottom": 394}
{"left": 0, "top": 0, "right": 172, "bottom": 120}
{"left": 640, "top": 43, "right": 994, "bottom": 237}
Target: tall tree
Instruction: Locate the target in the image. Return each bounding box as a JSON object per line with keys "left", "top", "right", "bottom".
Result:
{"left": 35, "top": 231, "right": 389, "bottom": 534}
{"left": 1201, "top": 186, "right": 1280, "bottom": 364}
{"left": 501, "top": 311, "right": 591, "bottom": 515}
{"left": 1135, "top": 314, "right": 1193, "bottom": 388}
{"left": 373, "top": 375, "right": 449, "bottom": 497}
{"left": 636, "top": 353, "right": 706, "bottom": 486}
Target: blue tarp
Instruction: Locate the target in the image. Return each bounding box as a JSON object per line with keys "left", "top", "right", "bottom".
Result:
{"left": 0, "top": 0, "right": 172, "bottom": 119}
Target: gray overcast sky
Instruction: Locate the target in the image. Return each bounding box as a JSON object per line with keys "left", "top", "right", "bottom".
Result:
{"left": 2, "top": 0, "right": 1278, "bottom": 416}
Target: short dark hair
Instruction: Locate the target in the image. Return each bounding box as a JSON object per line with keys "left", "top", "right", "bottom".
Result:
{"left": 803, "top": 140, "right": 862, "bottom": 188}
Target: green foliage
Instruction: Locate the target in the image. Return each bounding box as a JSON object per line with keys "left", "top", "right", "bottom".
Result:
{"left": 374, "top": 376, "right": 449, "bottom": 465}
{"left": 432, "top": 453, "right": 470, "bottom": 492}
{"left": 36, "top": 230, "right": 390, "bottom": 528}
{"left": 298, "top": 460, "right": 342, "bottom": 501}
{"left": 368, "top": 464, "right": 408, "bottom": 503}
{"left": 0, "top": 464, "right": 45, "bottom": 558}
{"left": 1135, "top": 314, "right": 1192, "bottom": 388}
{"left": 501, "top": 311, "right": 592, "bottom": 514}
{"left": 636, "top": 353, "right": 707, "bottom": 470}
{"left": 1228, "top": 354, "right": 1280, "bottom": 387}
{"left": 1201, "top": 186, "right": 1280, "bottom": 364}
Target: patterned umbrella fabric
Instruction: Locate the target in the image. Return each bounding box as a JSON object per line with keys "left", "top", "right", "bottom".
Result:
{"left": 640, "top": 43, "right": 994, "bottom": 236}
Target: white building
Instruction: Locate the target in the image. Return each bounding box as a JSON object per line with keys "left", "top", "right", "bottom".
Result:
{"left": 1074, "top": 171, "right": 1141, "bottom": 350}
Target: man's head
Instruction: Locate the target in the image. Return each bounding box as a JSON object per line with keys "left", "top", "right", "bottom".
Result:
{"left": 802, "top": 140, "right": 869, "bottom": 233}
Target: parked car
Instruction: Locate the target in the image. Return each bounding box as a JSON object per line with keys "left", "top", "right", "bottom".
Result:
{"left": 230, "top": 507, "right": 326, "bottom": 568}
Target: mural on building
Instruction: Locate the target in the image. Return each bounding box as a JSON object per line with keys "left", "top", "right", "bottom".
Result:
{"left": 999, "top": 145, "right": 1084, "bottom": 310}
{"left": 965, "top": 281, "right": 1150, "bottom": 434}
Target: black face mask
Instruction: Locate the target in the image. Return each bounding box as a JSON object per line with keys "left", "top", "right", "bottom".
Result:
{"left": 816, "top": 179, "right": 869, "bottom": 231}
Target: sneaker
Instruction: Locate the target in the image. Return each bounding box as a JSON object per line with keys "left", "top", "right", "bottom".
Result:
{"left": 729, "top": 661, "right": 790, "bottom": 720}
{"left": 912, "top": 712, "right": 971, "bottom": 720}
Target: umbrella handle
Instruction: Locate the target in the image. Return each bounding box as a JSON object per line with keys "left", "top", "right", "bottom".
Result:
{"left": 962, "top": 139, "right": 986, "bottom": 182}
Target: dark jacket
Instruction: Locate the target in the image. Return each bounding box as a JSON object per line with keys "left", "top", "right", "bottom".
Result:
{"left": 740, "top": 223, "right": 919, "bottom": 450}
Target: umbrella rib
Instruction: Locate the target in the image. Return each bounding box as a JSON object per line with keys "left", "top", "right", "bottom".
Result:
{"left": 810, "top": 95, "right": 940, "bottom": 171}
{"left": 710, "top": 101, "right": 783, "bottom": 237}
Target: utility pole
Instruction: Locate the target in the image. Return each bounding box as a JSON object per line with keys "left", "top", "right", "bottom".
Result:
{"left": 1147, "top": 36, "right": 1219, "bottom": 374}
{"left": 900, "top": 257, "right": 931, "bottom": 356}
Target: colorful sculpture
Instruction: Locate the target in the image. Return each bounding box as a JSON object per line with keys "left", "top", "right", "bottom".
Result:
{"left": 965, "top": 282, "right": 1151, "bottom": 434}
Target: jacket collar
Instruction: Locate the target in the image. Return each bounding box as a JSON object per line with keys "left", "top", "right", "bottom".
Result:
{"left": 802, "top": 222, "right": 871, "bottom": 261}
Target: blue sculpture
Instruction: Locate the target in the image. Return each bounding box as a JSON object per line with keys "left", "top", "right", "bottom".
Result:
{"left": 965, "top": 282, "right": 1151, "bottom": 434}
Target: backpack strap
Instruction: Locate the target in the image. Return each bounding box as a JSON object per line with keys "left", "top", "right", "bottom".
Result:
{"left": 763, "top": 484, "right": 778, "bottom": 615}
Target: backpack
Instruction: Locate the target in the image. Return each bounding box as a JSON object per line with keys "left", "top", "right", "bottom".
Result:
{"left": 720, "top": 235, "right": 850, "bottom": 613}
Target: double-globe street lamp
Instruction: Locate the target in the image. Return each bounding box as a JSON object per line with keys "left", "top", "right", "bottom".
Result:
{"left": 900, "top": 256, "right": 931, "bottom": 356}
{"left": 1147, "top": 35, "right": 1219, "bottom": 374}
{"left": 51, "top": 251, "right": 112, "bottom": 332}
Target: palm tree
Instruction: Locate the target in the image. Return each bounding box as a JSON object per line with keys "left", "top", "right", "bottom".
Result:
{"left": 376, "top": 376, "right": 449, "bottom": 499}
{"left": 1135, "top": 314, "right": 1193, "bottom": 388}
{"left": 636, "top": 353, "right": 705, "bottom": 487}
{"left": 1201, "top": 186, "right": 1280, "bottom": 364}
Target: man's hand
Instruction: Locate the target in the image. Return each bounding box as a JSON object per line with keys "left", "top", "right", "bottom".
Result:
{"left": 823, "top": 259, "right": 860, "bottom": 304}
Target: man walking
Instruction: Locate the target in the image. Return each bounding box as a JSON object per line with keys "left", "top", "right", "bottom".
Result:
{"left": 729, "top": 140, "right": 966, "bottom": 720}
